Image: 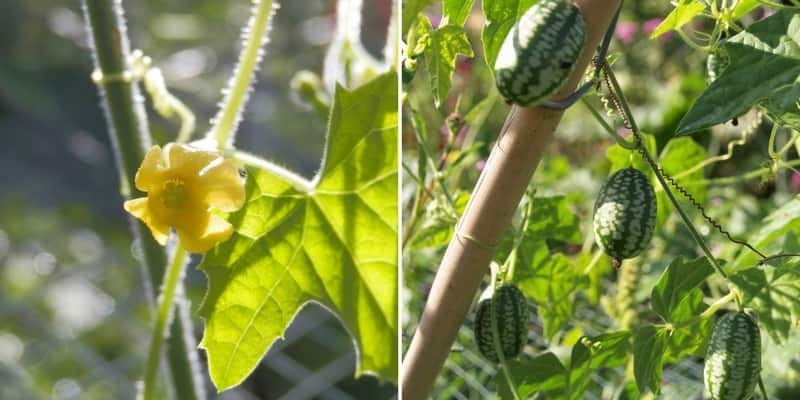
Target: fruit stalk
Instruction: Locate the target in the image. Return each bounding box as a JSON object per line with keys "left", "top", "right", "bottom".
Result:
{"left": 401, "top": 2, "right": 622, "bottom": 398}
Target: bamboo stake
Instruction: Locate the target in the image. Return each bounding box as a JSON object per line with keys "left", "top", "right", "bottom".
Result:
{"left": 401, "top": 2, "right": 621, "bottom": 398}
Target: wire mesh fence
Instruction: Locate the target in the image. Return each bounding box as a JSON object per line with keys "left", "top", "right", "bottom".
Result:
{"left": 401, "top": 275, "right": 800, "bottom": 400}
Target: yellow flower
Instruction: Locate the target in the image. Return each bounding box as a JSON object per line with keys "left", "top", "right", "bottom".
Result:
{"left": 123, "top": 143, "right": 246, "bottom": 253}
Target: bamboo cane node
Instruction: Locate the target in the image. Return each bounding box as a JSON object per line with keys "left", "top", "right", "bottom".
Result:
{"left": 91, "top": 69, "right": 134, "bottom": 85}
{"left": 455, "top": 230, "right": 499, "bottom": 250}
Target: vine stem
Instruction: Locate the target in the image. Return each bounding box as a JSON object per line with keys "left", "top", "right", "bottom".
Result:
{"left": 207, "top": 0, "right": 277, "bottom": 149}
{"left": 758, "top": 376, "right": 770, "bottom": 400}
{"left": 602, "top": 64, "right": 729, "bottom": 280}
{"left": 143, "top": 246, "right": 188, "bottom": 400}
{"left": 231, "top": 150, "right": 314, "bottom": 193}
{"left": 81, "top": 2, "right": 203, "bottom": 399}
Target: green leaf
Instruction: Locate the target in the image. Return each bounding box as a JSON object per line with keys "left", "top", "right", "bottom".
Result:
{"left": 633, "top": 326, "right": 667, "bottom": 395}
{"left": 663, "top": 289, "right": 713, "bottom": 362}
{"left": 731, "top": 0, "right": 760, "bottom": 20}
{"left": 402, "top": 0, "right": 434, "bottom": 36}
{"left": 515, "top": 247, "right": 583, "bottom": 339}
{"left": 676, "top": 9, "right": 800, "bottom": 135}
{"left": 730, "top": 232, "right": 800, "bottom": 343}
{"left": 512, "top": 196, "right": 585, "bottom": 339}
{"left": 730, "top": 197, "right": 800, "bottom": 272}
{"left": 496, "top": 352, "right": 567, "bottom": 399}
{"left": 650, "top": 1, "right": 706, "bottom": 39}
{"left": 413, "top": 17, "right": 474, "bottom": 106}
{"left": 443, "top": 0, "right": 476, "bottom": 27}
{"left": 197, "top": 73, "right": 398, "bottom": 390}
{"left": 567, "top": 332, "right": 631, "bottom": 399}
{"left": 482, "top": 0, "right": 538, "bottom": 70}
{"left": 650, "top": 257, "right": 714, "bottom": 323}
{"left": 760, "top": 82, "right": 800, "bottom": 130}
{"left": 409, "top": 192, "right": 470, "bottom": 249}
{"left": 526, "top": 196, "right": 582, "bottom": 244}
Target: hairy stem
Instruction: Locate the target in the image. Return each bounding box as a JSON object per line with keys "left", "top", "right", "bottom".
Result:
{"left": 207, "top": 0, "right": 277, "bottom": 149}
{"left": 143, "top": 246, "right": 188, "bottom": 400}
{"left": 81, "top": 2, "right": 203, "bottom": 399}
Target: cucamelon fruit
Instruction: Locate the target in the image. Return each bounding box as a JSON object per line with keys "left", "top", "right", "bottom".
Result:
{"left": 704, "top": 312, "right": 762, "bottom": 400}
{"left": 494, "top": 0, "right": 586, "bottom": 107}
{"left": 593, "top": 167, "right": 657, "bottom": 266}
{"left": 473, "top": 284, "right": 529, "bottom": 363}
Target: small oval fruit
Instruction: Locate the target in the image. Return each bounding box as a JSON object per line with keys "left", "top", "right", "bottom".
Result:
{"left": 593, "top": 167, "right": 657, "bottom": 266}
{"left": 473, "top": 284, "right": 529, "bottom": 363}
{"left": 494, "top": 0, "right": 586, "bottom": 107}
{"left": 704, "top": 312, "right": 762, "bottom": 400}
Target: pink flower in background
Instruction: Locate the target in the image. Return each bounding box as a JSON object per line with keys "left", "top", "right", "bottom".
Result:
{"left": 617, "top": 127, "right": 630, "bottom": 139}
{"left": 711, "top": 197, "right": 722, "bottom": 207}
{"left": 476, "top": 159, "right": 486, "bottom": 172}
{"left": 642, "top": 18, "right": 663, "bottom": 35}
{"left": 427, "top": 14, "right": 441, "bottom": 28}
{"left": 456, "top": 58, "right": 472, "bottom": 77}
{"left": 615, "top": 21, "right": 638, "bottom": 44}
{"left": 643, "top": 17, "right": 674, "bottom": 43}
{"left": 761, "top": 8, "right": 775, "bottom": 20}
{"left": 791, "top": 172, "right": 800, "bottom": 190}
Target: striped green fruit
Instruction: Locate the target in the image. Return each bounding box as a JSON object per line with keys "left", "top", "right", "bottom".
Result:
{"left": 704, "top": 312, "right": 762, "bottom": 400}
{"left": 593, "top": 167, "right": 656, "bottom": 266}
{"left": 474, "top": 284, "right": 529, "bottom": 363}
{"left": 494, "top": 0, "right": 586, "bottom": 107}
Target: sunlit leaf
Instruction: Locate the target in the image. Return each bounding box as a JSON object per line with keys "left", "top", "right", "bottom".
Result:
{"left": 481, "top": 0, "right": 538, "bottom": 71}
{"left": 197, "top": 73, "right": 398, "bottom": 390}
{"left": 402, "top": 0, "right": 434, "bottom": 36}
{"left": 650, "top": 0, "right": 706, "bottom": 39}
{"left": 443, "top": 0, "right": 477, "bottom": 27}
{"left": 413, "top": 17, "right": 474, "bottom": 106}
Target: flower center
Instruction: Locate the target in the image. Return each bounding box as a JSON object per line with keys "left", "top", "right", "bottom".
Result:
{"left": 161, "top": 179, "right": 188, "bottom": 209}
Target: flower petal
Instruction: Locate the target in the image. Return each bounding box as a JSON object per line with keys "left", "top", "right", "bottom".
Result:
{"left": 123, "top": 197, "right": 170, "bottom": 245}
{"left": 134, "top": 146, "right": 165, "bottom": 192}
{"left": 175, "top": 213, "right": 234, "bottom": 253}
{"left": 166, "top": 143, "right": 219, "bottom": 177}
{"left": 196, "top": 159, "right": 246, "bottom": 212}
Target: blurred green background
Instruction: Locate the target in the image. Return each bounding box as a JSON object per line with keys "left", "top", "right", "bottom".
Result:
{"left": 0, "top": 0, "right": 395, "bottom": 399}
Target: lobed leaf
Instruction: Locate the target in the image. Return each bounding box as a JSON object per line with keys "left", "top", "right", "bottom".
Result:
{"left": 413, "top": 17, "right": 474, "bottom": 106}
{"left": 197, "top": 73, "right": 398, "bottom": 390}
